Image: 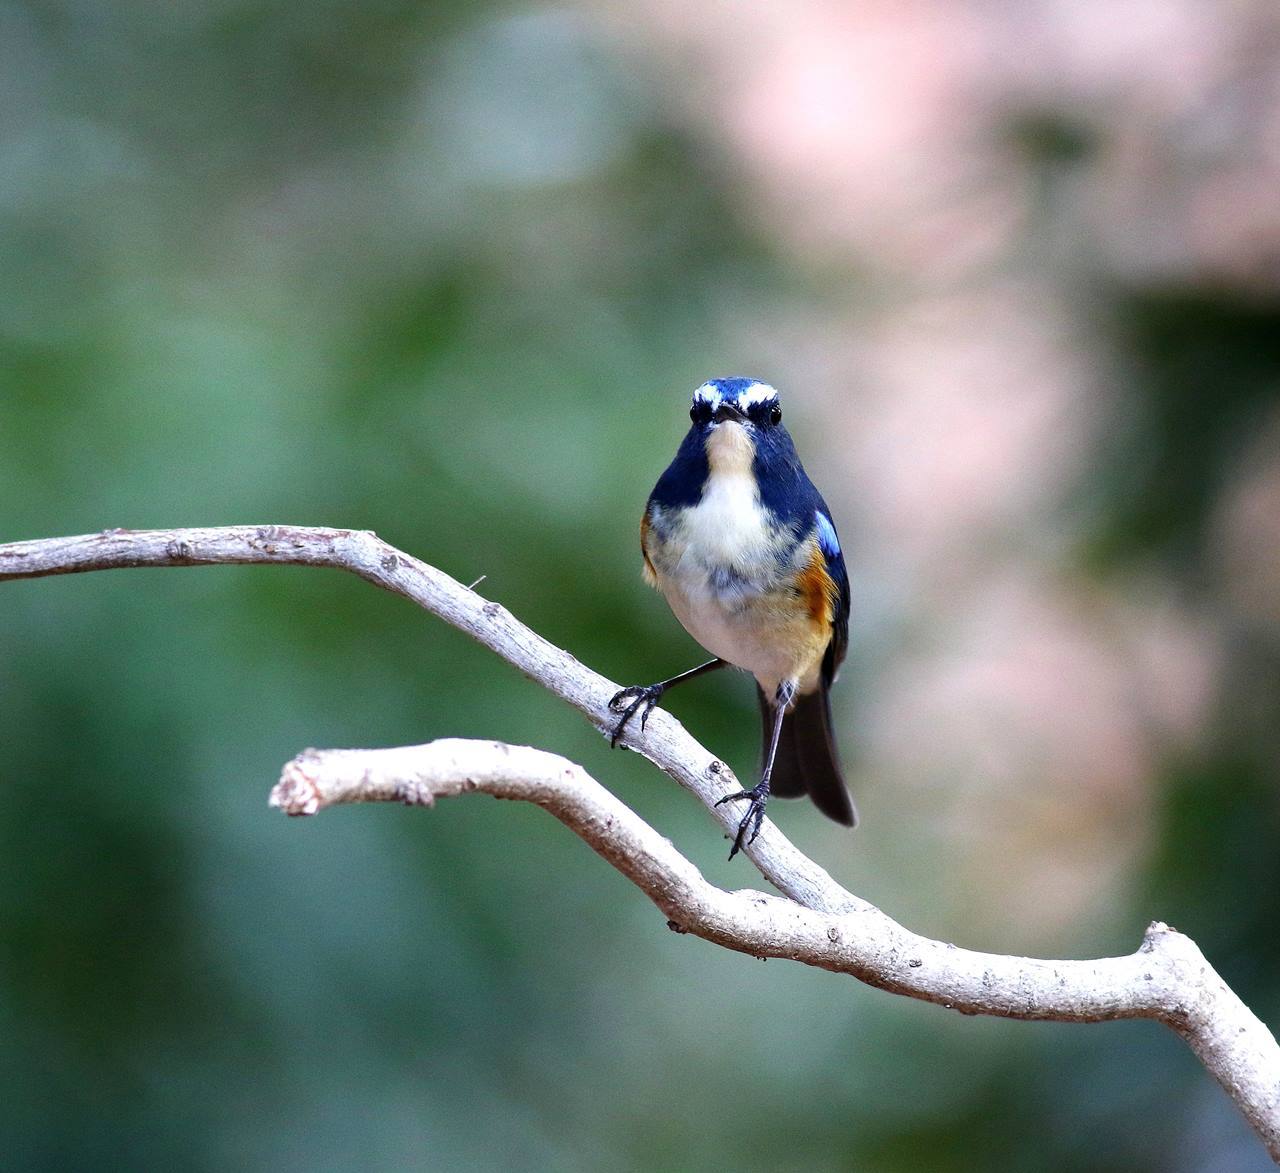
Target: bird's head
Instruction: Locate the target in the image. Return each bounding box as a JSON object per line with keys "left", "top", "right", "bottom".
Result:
{"left": 688, "top": 377, "right": 789, "bottom": 475}
{"left": 648, "top": 376, "right": 809, "bottom": 518}
{"left": 690, "top": 377, "right": 782, "bottom": 429}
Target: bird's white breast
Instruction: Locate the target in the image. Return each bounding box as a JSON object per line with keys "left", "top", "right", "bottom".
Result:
{"left": 654, "top": 421, "right": 778, "bottom": 596}
{"left": 643, "top": 422, "right": 824, "bottom": 692}
{"left": 678, "top": 470, "right": 772, "bottom": 575}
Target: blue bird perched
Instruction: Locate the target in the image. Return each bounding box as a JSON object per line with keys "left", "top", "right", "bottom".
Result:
{"left": 609, "top": 377, "right": 856, "bottom": 858}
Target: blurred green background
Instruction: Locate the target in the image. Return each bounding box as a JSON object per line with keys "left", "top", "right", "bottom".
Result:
{"left": 4, "top": 2, "right": 1280, "bottom": 1169}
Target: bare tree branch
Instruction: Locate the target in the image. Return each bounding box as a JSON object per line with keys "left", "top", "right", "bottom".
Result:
{"left": 0, "top": 525, "right": 850, "bottom": 909}
{"left": 5, "top": 526, "right": 1280, "bottom": 1160}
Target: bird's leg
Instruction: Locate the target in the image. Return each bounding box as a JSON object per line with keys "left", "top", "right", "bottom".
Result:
{"left": 715, "top": 679, "right": 797, "bottom": 859}
{"left": 608, "top": 658, "right": 727, "bottom": 748}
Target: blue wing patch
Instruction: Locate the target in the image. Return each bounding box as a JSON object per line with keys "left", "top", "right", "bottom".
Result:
{"left": 814, "top": 510, "right": 841, "bottom": 560}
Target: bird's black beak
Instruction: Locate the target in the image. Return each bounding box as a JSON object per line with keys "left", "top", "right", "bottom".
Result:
{"left": 712, "top": 402, "right": 747, "bottom": 424}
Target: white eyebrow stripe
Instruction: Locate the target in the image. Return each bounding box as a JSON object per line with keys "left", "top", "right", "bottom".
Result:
{"left": 692, "top": 382, "right": 724, "bottom": 410}
{"left": 738, "top": 381, "right": 779, "bottom": 407}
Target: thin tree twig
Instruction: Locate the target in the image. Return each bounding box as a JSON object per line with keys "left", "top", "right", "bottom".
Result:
{"left": 4, "top": 526, "right": 1279, "bottom": 1160}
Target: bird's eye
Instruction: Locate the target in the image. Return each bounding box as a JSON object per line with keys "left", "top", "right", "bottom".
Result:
{"left": 690, "top": 401, "right": 711, "bottom": 425}
{"left": 769, "top": 404, "right": 782, "bottom": 425}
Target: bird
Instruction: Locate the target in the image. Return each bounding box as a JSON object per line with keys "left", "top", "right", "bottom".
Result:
{"left": 609, "top": 377, "right": 856, "bottom": 858}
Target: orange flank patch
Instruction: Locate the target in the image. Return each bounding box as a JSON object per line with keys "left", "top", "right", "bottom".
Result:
{"left": 796, "top": 541, "right": 837, "bottom": 626}
{"left": 639, "top": 510, "right": 657, "bottom": 582}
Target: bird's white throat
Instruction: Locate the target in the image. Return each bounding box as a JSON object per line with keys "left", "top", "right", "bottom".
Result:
{"left": 706, "top": 420, "right": 754, "bottom": 475}
{"left": 674, "top": 422, "right": 772, "bottom": 579}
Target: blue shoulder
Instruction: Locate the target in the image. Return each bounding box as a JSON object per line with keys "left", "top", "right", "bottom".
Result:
{"left": 814, "top": 510, "right": 841, "bottom": 561}
{"left": 814, "top": 503, "right": 848, "bottom": 601}
{"left": 813, "top": 501, "right": 849, "bottom": 685}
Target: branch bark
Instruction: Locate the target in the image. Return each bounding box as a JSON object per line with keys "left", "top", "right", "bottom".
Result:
{"left": 5, "top": 525, "right": 1279, "bottom": 1160}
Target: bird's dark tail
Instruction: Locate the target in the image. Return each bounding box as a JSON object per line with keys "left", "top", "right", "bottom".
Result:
{"left": 758, "top": 685, "right": 858, "bottom": 827}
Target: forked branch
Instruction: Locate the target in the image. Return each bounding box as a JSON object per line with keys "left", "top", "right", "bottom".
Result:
{"left": 3, "top": 525, "right": 1278, "bottom": 1160}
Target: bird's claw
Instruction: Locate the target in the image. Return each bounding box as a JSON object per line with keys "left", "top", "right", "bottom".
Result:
{"left": 607, "top": 684, "right": 664, "bottom": 748}
{"left": 715, "top": 782, "right": 770, "bottom": 860}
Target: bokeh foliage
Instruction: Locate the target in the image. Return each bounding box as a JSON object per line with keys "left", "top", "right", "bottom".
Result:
{"left": 3, "top": 3, "right": 1279, "bottom": 1170}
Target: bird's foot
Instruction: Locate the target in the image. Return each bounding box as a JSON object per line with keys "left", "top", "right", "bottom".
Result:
{"left": 715, "top": 781, "right": 771, "bottom": 860}
{"left": 607, "top": 683, "right": 666, "bottom": 748}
